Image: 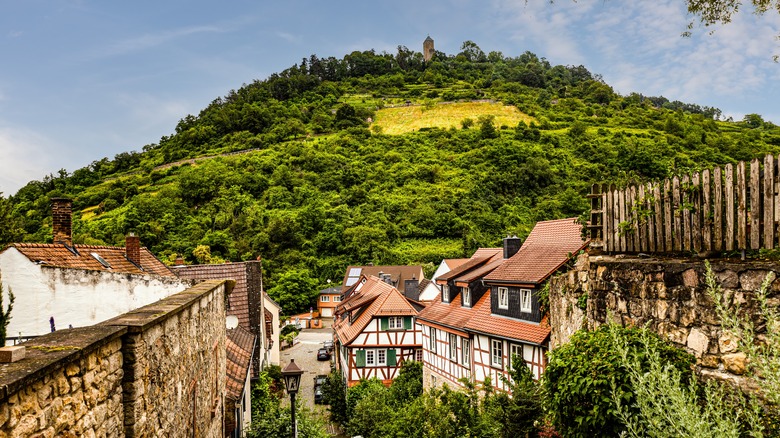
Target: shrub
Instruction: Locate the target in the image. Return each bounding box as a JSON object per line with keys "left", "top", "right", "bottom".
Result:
{"left": 544, "top": 324, "right": 695, "bottom": 437}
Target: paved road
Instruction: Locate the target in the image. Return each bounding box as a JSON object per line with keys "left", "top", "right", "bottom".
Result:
{"left": 280, "top": 327, "right": 334, "bottom": 411}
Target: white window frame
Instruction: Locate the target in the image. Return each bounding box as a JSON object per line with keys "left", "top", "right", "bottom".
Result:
{"left": 491, "top": 339, "right": 503, "bottom": 369}
{"left": 366, "top": 349, "right": 376, "bottom": 366}
{"left": 377, "top": 349, "right": 387, "bottom": 366}
{"left": 388, "top": 316, "right": 403, "bottom": 329}
{"left": 510, "top": 344, "right": 523, "bottom": 365}
{"left": 498, "top": 287, "right": 509, "bottom": 309}
{"left": 320, "top": 295, "right": 330, "bottom": 302}
{"left": 462, "top": 338, "right": 470, "bottom": 367}
{"left": 449, "top": 333, "right": 458, "bottom": 361}
{"left": 462, "top": 287, "right": 471, "bottom": 307}
{"left": 442, "top": 284, "right": 450, "bottom": 303}
{"left": 520, "top": 289, "right": 532, "bottom": 313}
{"left": 429, "top": 328, "right": 437, "bottom": 354}
{"left": 334, "top": 295, "right": 342, "bottom": 302}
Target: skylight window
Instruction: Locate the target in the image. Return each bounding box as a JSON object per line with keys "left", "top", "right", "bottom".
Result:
{"left": 345, "top": 267, "right": 362, "bottom": 286}
{"left": 91, "top": 252, "right": 112, "bottom": 269}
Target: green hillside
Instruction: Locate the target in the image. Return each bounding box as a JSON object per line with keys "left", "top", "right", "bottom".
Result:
{"left": 2, "top": 43, "right": 780, "bottom": 314}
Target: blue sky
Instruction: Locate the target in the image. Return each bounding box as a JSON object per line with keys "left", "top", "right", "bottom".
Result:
{"left": 1, "top": 0, "right": 779, "bottom": 195}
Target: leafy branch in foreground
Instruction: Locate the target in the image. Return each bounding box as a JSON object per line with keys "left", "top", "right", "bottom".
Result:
{"left": 0, "top": 274, "right": 14, "bottom": 347}
{"left": 705, "top": 261, "right": 780, "bottom": 409}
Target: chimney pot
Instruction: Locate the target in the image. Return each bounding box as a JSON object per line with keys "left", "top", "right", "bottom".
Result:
{"left": 126, "top": 234, "right": 141, "bottom": 267}
{"left": 51, "top": 198, "right": 73, "bottom": 246}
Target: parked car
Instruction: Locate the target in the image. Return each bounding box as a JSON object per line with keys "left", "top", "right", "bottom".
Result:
{"left": 317, "top": 347, "right": 331, "bottom": 361}
{"left": 314, "top": 374, "right": 327, "bottom": 404}
{"left": 323, "top": 340, "right": 334, "bottom": 351}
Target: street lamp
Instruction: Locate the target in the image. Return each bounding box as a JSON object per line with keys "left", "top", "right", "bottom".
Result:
{"left": 281, "top": 359, "right": 304, "bottom": 438}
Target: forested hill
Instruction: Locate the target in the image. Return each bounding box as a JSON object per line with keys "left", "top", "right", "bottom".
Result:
{"left": 2, "top": 41, "right": 780, "bottom": 313}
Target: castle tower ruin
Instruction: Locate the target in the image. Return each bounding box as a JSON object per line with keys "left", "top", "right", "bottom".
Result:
{"left": 423, "top": 35, "right": 434, "bottom": 62}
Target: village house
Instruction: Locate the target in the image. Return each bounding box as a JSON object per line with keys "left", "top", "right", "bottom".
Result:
{"left": 317, "top": 285, "right": 342, "bottom": 319}
{"left": 417, "top": 218, "right": 588, "bottom": 391}
{"left": 225, "top": 325, "right": 256, "bottom": 437}
{"left": 0, "top": 198, "right": 191, "bottom": 342}
{"left": 340, "top": 264, "right": 425, "bottom": 298}
{"left": 333, "top": 274, "right": 424, "bottom": 387}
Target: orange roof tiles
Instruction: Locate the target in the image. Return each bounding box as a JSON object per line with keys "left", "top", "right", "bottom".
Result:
{"left": 435, "top": 248, "right": 501, "bottom": 283}
{"left": 341, "top": 265, "right": 425, "bottom": 293}
{"left": 226, "top": 326, "right": 255, "bottom": 400}
{"left": 484, "top": 218, "right": 588, "bottom": 285}
{"left": 333, "top": 275, "right": 419, "bottom": 346}
{"left": 10, "top": 243, "right": 174, "bottom": 277}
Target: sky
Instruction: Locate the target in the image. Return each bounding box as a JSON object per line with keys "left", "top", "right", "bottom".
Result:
{"left": 1, "top": 0, "right": 779, "bottom": 196}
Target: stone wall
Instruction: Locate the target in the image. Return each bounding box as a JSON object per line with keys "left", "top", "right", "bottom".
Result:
{"left": 0, "top": 326, "right": 127, "bottom": 437}
{"left": 103, "top": 280, "right": 228, "bottom": 438}
{"left": 0, "top": 279, "right": 230, "bottom": 438}
{"left": 550, "top": 253, "right": 779, "bottom": 385}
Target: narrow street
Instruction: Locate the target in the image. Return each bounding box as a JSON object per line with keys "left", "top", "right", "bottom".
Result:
{"left": 280, "top": 326, "right": 335, "bottom": 413}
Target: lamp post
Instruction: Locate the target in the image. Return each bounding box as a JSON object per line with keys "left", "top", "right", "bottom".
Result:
{"left": 281, "top": 359, "right": 304, "bottom": 438}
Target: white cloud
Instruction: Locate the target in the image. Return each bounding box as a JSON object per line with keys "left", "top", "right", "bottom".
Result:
{"left": 94, "top": 25, "right": 224, "bottom": 58}
{"left": 0, "top": 126, "right": 58, "bottom": 195}
{"left": 276, "top": 32, "right": 302, "bottom": 44}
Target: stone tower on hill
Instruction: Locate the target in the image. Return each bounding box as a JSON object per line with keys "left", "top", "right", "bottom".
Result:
{"left": 424, "top": 35, "right": 434, "bottom": 62}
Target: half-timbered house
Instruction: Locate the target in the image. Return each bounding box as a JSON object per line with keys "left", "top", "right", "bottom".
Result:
{"left": 333, "top": 275, "right": 424, "bottom": 387}
{"left": 417, "top": 218, "right": 588, "bottom": 391}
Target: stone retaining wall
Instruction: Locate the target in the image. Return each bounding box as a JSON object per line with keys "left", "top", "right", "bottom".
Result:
{"left": 0, "top": 279, "right": 230, "bottom": 438}
{"left": 550, "top": 254, "right": 779, "bottom": 386}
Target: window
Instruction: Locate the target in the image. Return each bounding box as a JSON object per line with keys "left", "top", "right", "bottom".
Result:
{"left": 388, "top": 316, "right": 403, "bottom": 329}
{"left": 449, "top": 334, "right": 457, "bottom": 360}
{"left": 334, "top": 296, "right": 342, "bottom": 302}
{"left": 510, "top": 344, "right": 523, "bottom": 365}
{"left": 491, "top": 339, "right": 503, "bottom": 368}
{"left": 442, "top": 284, "right": 450, "bottom": 303}
{"left": 366, "top": 349, "right": 376, "bottom": 366}
{"left": 462, "top": 287, "right": 471, "bottom": 307}
{"left": 520, "top": 289, "right": 532, "bottom": 313}
{"left": 416, "top": 349, "right": 423, "bottom": 362}
{"left": 462, "top": 338, "right": 470, "bottom": 366}
{"left": 429, "top": 328, "right": 437, "bottom": 354}
{"left": 320, "top": 295, "right": 330, "bottom": 302}
{"left": 498, "top": 287, "right": 509, "bottom": 309}
{"left": 377, "top": 349, "right": 386, "bottom": 366}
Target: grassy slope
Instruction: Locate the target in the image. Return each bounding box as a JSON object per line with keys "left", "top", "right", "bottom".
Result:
{"left": 373, "top": 101, "right": 534, "bottom": 135}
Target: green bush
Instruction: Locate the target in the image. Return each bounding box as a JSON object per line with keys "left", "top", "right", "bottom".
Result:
{"left": 543, "top": 324, "right": 695, "bottom": 437}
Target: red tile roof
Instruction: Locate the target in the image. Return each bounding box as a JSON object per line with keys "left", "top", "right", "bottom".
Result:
{"left": 484, "top": 218, "right": 588, "bottom": 285}
{"left": 174, "top": 262, "right": 257, "bottom": 330}
{"left": 435, "top": 248, "right": 501, "bottom": 283}
{"left": 9, "top": 243, "right": 174, "bottom": 277}
{"left": 416, "top": 293, "right": 477, "bottom": 335}
{"left": 226, "top": 326, "right": 255, "bottom": 400}
{"left": 341, "top": 265, "right": 425, "bottom": 293}
{"left": 333, "top": 275, "right": 419, "bottom": 345}
{"left": 464, "top": 293, "right": 550, "bottom": 345}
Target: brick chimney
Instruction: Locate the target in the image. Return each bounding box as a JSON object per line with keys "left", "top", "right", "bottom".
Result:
{"left": 51, "top": 198, "right": 73, "bottom": 246}
{"left": 126, "top": 233, "right": 141, "bottom": 267}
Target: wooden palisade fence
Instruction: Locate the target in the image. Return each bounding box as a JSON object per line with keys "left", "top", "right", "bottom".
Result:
{"left": 588, "top": 154, "right": 780, "bottom": 254}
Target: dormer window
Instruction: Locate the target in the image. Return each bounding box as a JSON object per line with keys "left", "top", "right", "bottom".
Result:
{"left": 91, "top": 252, "right": 111, "bottom": 269}
{"left": 462, "top": 287, "right": 471, "bottom": 307}
{"left": 498, "top": 287, "right": 509, "bottom": 309}
{"left": 442, "top": 284, "right": 450, "bottom": 303}
{"left": 520, "top": 289, "right": 532, "bottom": 313}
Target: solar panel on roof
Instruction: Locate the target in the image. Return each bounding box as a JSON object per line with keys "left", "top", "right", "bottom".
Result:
{"left": 345, "top": 277, "right": 359, "bottom": 286}
{"left": 348, "top": 268, "right": 362, "bottom": 276}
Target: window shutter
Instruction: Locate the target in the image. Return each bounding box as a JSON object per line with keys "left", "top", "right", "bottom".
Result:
{"left": 387, "top": 349, "right": 397, "bottom": 366}
{"left": 356, "top": 350, "right": 366, "bottom": 367}
{"left": 403, "top": 316, "right": 412, "bottom": 330}
{"left": 380, "top": 317, "right": 389, "bottom": 331}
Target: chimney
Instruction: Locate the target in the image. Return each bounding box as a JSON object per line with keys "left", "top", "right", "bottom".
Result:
{"left": 174, "top": 255, "right": 185, "bottom": 266}
{"left": 404, "top": 277, "right": 420, "bottom": 301}
{"left": 503, "top": 235, "right": 522, "bottom": 259}
{"left": 51, "top": 198, "right": 73, "bottom": 246}
{"left": 126, "top": 233, "right": 141, "bottom": 267}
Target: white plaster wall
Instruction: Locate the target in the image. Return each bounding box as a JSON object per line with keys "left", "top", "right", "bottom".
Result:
{"left": 263, "top": 294, "right": 281, "bottom": 366}
{"left": 0, "top": 247, "right": 191, "bottom": 338}
{"left": 431, "top": 260, "right": 451, "bottom": 283}
{"left": 418, "top": 282, "right": 441, "bottom": 301}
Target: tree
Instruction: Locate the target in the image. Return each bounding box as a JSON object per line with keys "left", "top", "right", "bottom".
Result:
{"left": 322, "top": 369, "right": 348, "bottom": 424}
{"left": 478, "top": 115, "right": 498, "bottom": 139}
{"left": 247, "top": 370, "right": 328, "bottom": 438}
{"left": 0, "top": 274, "right": 14, "bottom": 347}
{"left": 267, "top": 269, "right": 319, "bottom": 315}
{"left": 488, "top": 355, "right": 544, "bottom": 437}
